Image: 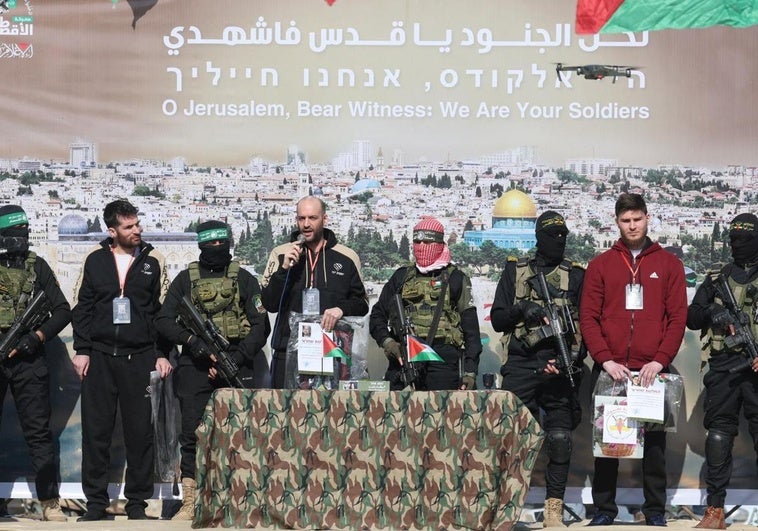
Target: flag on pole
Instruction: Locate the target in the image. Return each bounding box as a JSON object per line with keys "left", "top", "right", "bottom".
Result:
{"left": 323, "top": 333, "right": 350, "bottom": 366}
{"left": 576, "top": 0, "right": 758, "bottom": 34}
{"left": 406, "top": 335, "right": 444, "bottom": 363}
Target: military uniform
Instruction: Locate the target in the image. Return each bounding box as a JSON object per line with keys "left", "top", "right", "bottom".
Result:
{"left": 491, "top": 256, "right": 584, "bottom": 504}
{"left": 687, "top": 213, "right": 758, "bottom": 529}
{"left": 370, "top": 263, "right": 481, "bottom": 390}
{"left": 371, "top": 218, "right": 481, "bottom": 391}
{"left": 155, "top": 220, "right": 269, "bottom": 521}
{"left": 155, "top": 259, "right": 270, "bottom": 479}
{"left": 0, "top": 206, "right": 71, "bottom": 521}
{"left": 489, "top": 210, "right": 585, "bottom": 528}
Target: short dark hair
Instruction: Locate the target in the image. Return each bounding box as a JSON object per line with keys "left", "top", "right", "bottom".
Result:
{"left": 615, "top": 193, "right": 647, "bottom": 217}
{"left": 103, "top": 199, "right": 139, "bottom": 229}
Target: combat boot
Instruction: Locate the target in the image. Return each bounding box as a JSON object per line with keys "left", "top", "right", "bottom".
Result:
{"left": 40, "top": 498, "right": 67, "bottom": 522}
{"left": 695, "top": 506, "right": 726, "bottom": 529}
{"left": 543, "top": 497, "right": 565, "bottom": 527}
{"left": 172, "top": 478, "right": 197, "bottom": 521}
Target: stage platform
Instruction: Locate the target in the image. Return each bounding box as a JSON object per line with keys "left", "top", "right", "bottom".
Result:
{"left": 0, "top": 514, "right": 729, "bottom": 530}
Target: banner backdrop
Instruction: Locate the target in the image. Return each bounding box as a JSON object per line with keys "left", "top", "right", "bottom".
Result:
{"left": 1, "top": 0, "right": 758, "bottom": 506}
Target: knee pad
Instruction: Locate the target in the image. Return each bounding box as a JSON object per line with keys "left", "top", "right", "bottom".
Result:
{"left": 705, "top": 430, "right": 734, "bottom": 468}
{"left": 546, "top": 430, "right": 572, "bottom": 464}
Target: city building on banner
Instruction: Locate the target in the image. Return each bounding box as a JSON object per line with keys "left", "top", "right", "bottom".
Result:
{"left": 576, "top": 0, "right": 758, "bottom": 34}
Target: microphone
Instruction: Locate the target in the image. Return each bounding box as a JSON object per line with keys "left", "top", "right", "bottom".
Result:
{"left": 290, "top": 234, "right": 307, "bottom": 266}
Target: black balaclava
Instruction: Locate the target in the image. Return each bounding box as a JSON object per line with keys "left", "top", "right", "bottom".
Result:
{"left": 0, "top": 204, "right": 30, "bottom": 256}
{"left": 534, "top": 210, "right": 568, "bottom": 266}
{"left": 197, "top": 220, "right": 232, "bottom": 270}
{"left": 729, "top": 213, "right": 758, "bottom": 267}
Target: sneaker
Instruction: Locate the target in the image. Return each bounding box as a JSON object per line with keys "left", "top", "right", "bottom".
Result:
{"left": 645, "top": 514, "right": 667, "bottom": 527}
{"left": 40, "top": 499, "right": 67, "bottom": 522}
{"left": 587, "top": 513, "right": 614, "bottom": 526}
{"left": 76, "top": 508, "right": 106, "bottom": 521}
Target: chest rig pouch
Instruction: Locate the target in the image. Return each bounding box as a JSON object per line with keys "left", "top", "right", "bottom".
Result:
{"left": 705, "top": 265, "right": 758, "bottom": 356}
{"left": 0, "top": 252, "right": 37, "bottom": 331}
{"left": 189, "top": 261, "right": 250, "bottom": 340}
{"left": 401, "top": 264, "right": 463, "bottom": 347}
{"left": 513, "top": 258, "right": 578, "bottom": 349}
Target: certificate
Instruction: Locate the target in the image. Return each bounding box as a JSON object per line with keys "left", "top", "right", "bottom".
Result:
{"left": 297, "top": 322, "right": 330, "bottom": 374}
{"left": 627, "top": 372, "right": 665, "bottom": 423}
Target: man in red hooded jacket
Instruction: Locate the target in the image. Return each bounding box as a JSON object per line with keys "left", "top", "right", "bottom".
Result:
{"left": 580, "top": 193, "right": 687, "bottom": 527}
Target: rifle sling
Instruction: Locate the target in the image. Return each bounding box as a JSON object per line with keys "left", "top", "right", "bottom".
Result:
{"left": 426, "top": 269, "right": 450, "bottom": 345}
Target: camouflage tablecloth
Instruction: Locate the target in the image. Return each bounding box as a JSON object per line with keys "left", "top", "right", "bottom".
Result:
{"left": 194, "top": 389, "right": 543, "bottom": 530}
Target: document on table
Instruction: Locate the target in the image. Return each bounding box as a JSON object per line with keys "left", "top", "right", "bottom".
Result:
{"left": 297, "top": 322, "right": 331, "bottom": 374}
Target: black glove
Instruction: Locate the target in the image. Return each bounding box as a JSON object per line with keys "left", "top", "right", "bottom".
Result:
{"left": 382, "top": 338, "right": 402, "bottom": 362}
{"left": 228, "top": 345, "right": 246, "bottom": 367}
{"left": 707, "top": 303, "right": 731, "bottom": 330}
{"left": 15, "top": 331, "right": 42, "bottom": 357}
{"left": 185, "top": 336, "right": 212, "bottom": 360}
{"left": 518, "top": 301, "right": 548, "bottom": 326}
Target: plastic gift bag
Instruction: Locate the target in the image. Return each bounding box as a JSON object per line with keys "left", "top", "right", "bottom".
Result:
{"left": 591, "top": 371, "right": 684, "bottom": 459}
{"left": 283, "top": 312, "right": 369, "bottom": 390}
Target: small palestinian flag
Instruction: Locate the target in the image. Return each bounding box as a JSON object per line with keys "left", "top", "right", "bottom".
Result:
{"left": 406, "top": 335, "right": 443, "bottom": 363}
{"left": 323, "top": 333, "right": 350, "bottom": 366}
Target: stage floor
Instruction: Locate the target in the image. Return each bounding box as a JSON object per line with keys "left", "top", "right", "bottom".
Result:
{"left": 0, "top": 515, "right": 742, "bottom": 531}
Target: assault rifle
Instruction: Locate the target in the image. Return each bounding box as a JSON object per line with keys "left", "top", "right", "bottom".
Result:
{"left": 0, "top": 291, "right": 50, "bottom": 362}
{"left": 530, "top": 271, "right": 578, "bottom": 388}
{"left": 178, "top": 295, "right": 244, "bottom": 388}
{"left": 391, "top": 293, "right": 419, "bottom": 389}
{"left": 712, "top": 275, "right": 758, "bottom": 374}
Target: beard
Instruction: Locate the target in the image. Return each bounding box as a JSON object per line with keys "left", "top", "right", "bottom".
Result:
{"left": 114, "top": 231, "right": 141, "bottom": 251}
{"left": 621, "top": 229, "right": 647, "bottom": 250}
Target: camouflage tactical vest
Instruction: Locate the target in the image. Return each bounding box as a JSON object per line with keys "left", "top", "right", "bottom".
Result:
{"left": 704, "top": 266, "right": 758, "bottom": 356}
{"left": 511, "top": 257, "right": 579, "bottom": 348}
{"left": 401, "top": 265, "right": 464, "bottom": 347}
{"left": 0, "top": 252, "right": 37, "bottom": 331}
{"left": 189, "top": 261, "right": 250, "bottom": 340}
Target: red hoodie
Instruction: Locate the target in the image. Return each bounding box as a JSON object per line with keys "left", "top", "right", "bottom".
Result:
{"left": 580, "top": 239, "right": 687, "bottom": 369}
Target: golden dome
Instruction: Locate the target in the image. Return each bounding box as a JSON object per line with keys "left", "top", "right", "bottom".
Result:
{"left": 493, "top": 189, "right": 537, "bottom": 218}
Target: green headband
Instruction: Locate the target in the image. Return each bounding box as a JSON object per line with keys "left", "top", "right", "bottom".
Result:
{"left": 0, "top": 211, "right": 29, "bottom": 230}
{"left": 197, "top": 227, "right": 229, "bottom": 243}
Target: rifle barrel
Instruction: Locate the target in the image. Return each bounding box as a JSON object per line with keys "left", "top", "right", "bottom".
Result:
{"left": 536, "top": 272, "right": 576, "bottom": 389}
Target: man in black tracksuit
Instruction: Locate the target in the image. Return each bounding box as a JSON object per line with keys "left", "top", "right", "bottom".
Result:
{"left": 0, "top": 205, "right": 70, "bottom": 522}
{"left": 261, "top": 196, "right": 368, "bottom": 389}
{"left": 72, "top": 200, "right": 172, "bottom": 521}
{"left": 155, "top": 220, "right": 270, "bottom": 520}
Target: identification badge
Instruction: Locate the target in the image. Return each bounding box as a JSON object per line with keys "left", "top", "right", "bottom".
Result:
{"left": 302, "top": 288, "right": 321, "bottom": 315}
{"left": 113, "top": 296, "right": 132, "bottom": 324}
{"left": 625, "top": 284, "right": 643, "bottom": 310}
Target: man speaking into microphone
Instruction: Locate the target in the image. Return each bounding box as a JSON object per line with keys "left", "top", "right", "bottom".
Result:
{"left": 261, "top": 196, "right": 368, "bottom": 389}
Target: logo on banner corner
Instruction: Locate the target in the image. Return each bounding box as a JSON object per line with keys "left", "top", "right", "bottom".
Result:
{"left": 0, "top": 0, "right": 34, "bottom": 60}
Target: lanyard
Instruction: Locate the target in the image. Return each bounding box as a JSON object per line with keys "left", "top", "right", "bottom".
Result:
{"left": 306, "top": 243, "right": 323, "bottom": 289}
{"left": 620, "top": 253, "right": 643, "bottom": 284}
{"left": 112, "top": 247, "right": 135, "bottom": 297}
